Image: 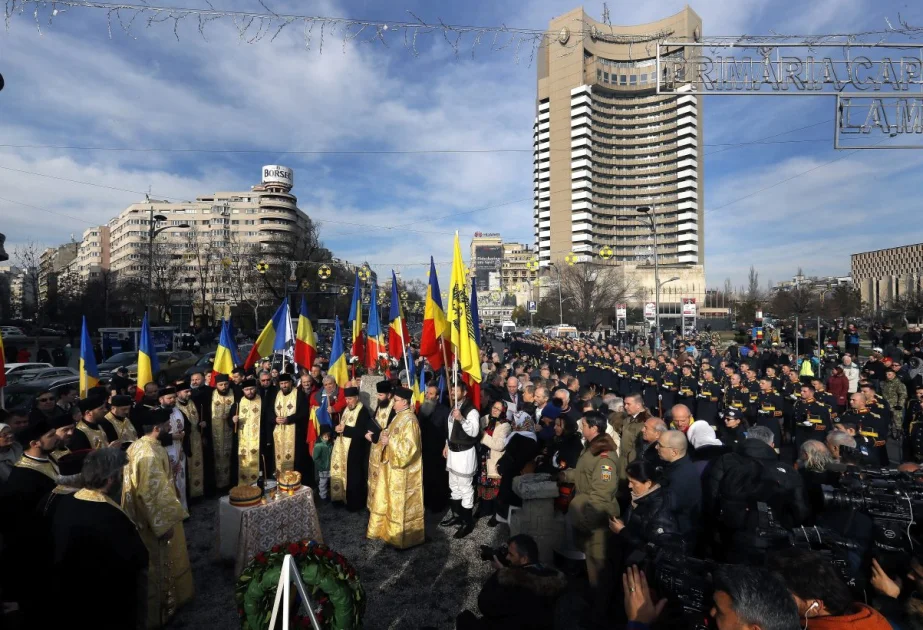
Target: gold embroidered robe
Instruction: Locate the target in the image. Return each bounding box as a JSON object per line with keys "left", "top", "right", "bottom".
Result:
{"left": 367, "top": 401, "right": 393, "bottom": 510}
{"left": 210, "top": 390, "right": 236, "bottom": 489}
{"left": 76, "top": 420, "right": 109, "bottom": 449}
{"left": 273, "top": 390, "right": 298, "bottom": 474}
{"left": 236, "top": 396, "right": 262, "bottom": 485}
{"left": 366, "top": 408, "right": 424, "bottom": 549}
{"left": 330, "top": 402, "right": 363, "bottom": 503}
{"left": 122, "top": 435, "right": 194, "bottom": 629}
{"left": 176, "top": 400, "right": 204, "bottom": 498}
{"left": 14, "top": 453, "right": 59, "bottom": 481}
{"left": 105, "top": 411, "right": 139, "bottom": 443}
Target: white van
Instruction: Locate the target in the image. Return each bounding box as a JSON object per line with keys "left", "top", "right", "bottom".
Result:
{"left": 500, "top": 321, "right": 517, "bottom": 340}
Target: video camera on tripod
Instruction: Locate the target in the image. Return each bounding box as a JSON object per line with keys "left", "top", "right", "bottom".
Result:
{"left": 821, "top": 466, "right": 923, "bottom": 556}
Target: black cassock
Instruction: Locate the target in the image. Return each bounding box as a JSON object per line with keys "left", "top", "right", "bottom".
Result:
{"left": 0, "top": 465, "right": 58, "bottom": 625}
{"left": 418, "top": 402, "right": 450, "bottom": 513}
{"left": 49, "top": 491, "right": 149, "bottom": 629}
{"left": 338, "top": 405, "right": 377, "bottom": 511}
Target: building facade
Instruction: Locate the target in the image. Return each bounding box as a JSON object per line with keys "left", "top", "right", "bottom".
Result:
{"left": 852, "top": 243, "right": 923, "bottom": 311}
{"left": 534, "top": 7, "right": 705, "bottom": 293}
{"left": 38, "top": 244, "right": 78, "bottom": 306}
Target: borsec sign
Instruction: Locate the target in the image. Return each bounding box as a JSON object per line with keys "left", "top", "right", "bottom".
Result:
{"left": 262, "top": 165, "right": 294, "bottom": 187}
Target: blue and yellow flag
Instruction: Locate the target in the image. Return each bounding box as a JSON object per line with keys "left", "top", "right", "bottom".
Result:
{"left": 328, "top": 317, "right": 349, "bottom": 388}
{"left": 136, "top": 312, "right": 160, "bottom": 399}
{"left": 79, "top": 316, "right": 99, "bottom": 397}
{"left": 210, "top": 319, "right": 235, "bottom": 386}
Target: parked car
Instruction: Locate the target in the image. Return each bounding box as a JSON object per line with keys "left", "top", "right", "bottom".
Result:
{"left": 6, "top": 366, "right": 77, "bottom": 385}
{"left": 1, "top": 326, "right": 27, "bottom": 338}
{"left": 98, "top": 351, "right": 140, "bottom": 375}
{"left": 123, "top": 350, "right": 198, "bottom": 386}
{"left": 3, "top": 375, "right": 80, "bottom": 411}
{"left": 4, "top": 362, "right": 53, "bottom": 376}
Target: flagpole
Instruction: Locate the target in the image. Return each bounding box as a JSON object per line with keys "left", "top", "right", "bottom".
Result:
{"left": 398, "top": 324, "right": 411, "bottom": 389}
{"left": 0, "top": 387, "right": 5, "bottom": 410}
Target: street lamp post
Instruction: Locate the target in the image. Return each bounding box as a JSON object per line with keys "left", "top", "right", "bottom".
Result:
{"left": 147, "top": 205, "right": 190, "bottom": 316}
{"left": 548, "top": 262, "right": 564, "bottom": 326}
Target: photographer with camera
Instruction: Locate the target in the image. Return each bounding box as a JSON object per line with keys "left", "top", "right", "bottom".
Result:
{"left": 705, "top": 425, "right": 809, "bottom": 563}
{"left": 770, "top": 547, "right": 892, "bottom": 629}
{"left": 458, "top": 534, "right": 566, "bottom": 630}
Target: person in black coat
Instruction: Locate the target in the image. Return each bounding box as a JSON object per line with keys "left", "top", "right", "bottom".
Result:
{"left": 419, "top": 383, "right": 450, "bottom": 513}
{"left": 538, "top": 416, "right": 583, "bottom": 474}
{"left": 717, "top": 408, "right": 749, "bottom": 449}
{"left": 608, "top": 460, "right": 681, "bottom": 560}
{"left": 656, "top": 430, "right": 702, "bottom": 543}
{"left": 456, "top": 534, "right": 567, "bottom": 630}
{"left": 332, "top": 386, "right": 377, "bottom": 512}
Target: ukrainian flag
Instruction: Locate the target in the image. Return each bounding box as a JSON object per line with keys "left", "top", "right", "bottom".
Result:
{"left": 243, "top": 299, "right": 292, "bottom": 370}
{"left": 79, "top": 316, "right": 99, "bottom": 397}
{"left": 328, "top": 317, "right": 349, "bottom": 388}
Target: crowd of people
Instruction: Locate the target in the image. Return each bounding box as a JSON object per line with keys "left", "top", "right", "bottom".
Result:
{"left": 4, "top": 323, "right": 923, "bottom": 629}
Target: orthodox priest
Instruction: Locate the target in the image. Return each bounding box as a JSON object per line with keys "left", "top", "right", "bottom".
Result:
{"left": 206, "top": 374, "right": 236, "bottom": 492}
{"left": 175, "top": 380, "right": 206, "bottom": 500}
{"left": 105, "top": 394, "right": 139, "bottom": 444}
{"left": 232, "top": 378, "right": 265, "bottom": 485}
{"left": 272, "top": 373, "right": 313, "bottom": 482}
{"left": 159, "top": 387, "right": 189, "bottom": 510}
{"left": 367, "top": 386, "right": 424, "bottom": 549}
{"left": 0, "top": 421, "right": 60, "bottom": 625}
{"left": 123, "top": 418, "right": 194, "bottom": 629}
{"left": 69, "top": 395, "right": 119, "bottom": 451}
{"left": 331, "top": 386, "right": 378, "bottom": 511}
{"left": 367, "top": 380, "right": 396, "bottom": 509}
{"left": 51, "top": 448, "right": 148, "bottom": 630}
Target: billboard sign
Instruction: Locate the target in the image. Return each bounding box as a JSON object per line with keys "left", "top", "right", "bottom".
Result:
{"left": 643, "top": 302, "right": 656, "bottom": 319}
{"left": 474, "top": 244, "right": 503, "bottom": 288}
{"left": 262, "top": 165, "right": 294, "bottom": 187}
{"left": 682, "top": 298, "right": 697, "bottom": 317}
{"left": 616, "top": 304, "right": 627, "bottom": 318}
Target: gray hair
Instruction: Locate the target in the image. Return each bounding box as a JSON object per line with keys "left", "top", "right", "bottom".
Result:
{"left": 522, "top": 385, "right": 535, "bottom": 396}
{"left": 800, "top": 440, "right": 834, "bottom": 472}
{"left": 826, "top": 430, "right": 856, "bottom": 450}
{"left": 322, "top": 375, "right": 336, "bottom": 385}
{"left": 747, "top": 425, "right": 775, "bottom": 446}
{"left": 712, "top": 565, "right": 800, "bottom": 630}
{"left": 646, "top": 418, "right": 667, "bottom": 435}
{"left": 602, "top": 394, "right": 624, "bottom": 412}
{"left": 258, "top": 370, "right": 271, "bottom": 377}
{"left": 82, "top": 448, "right": 128, "bottom": 490}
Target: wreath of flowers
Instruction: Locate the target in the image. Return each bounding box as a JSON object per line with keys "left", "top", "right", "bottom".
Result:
{"left": 235, "top": 540, "right": 365, "bottom": 630}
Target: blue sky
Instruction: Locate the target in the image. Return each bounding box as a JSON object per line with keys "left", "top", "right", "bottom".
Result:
{"left": 2, "top": 0, "right": 923, "bottom": 289}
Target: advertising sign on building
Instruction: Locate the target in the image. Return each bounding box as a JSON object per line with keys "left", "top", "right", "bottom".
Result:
{"left": 474, "top": 244, "right": 503, "bottom": 288}
{"left": 643, "top": 302, "right": 656, "bottom": 319}
{"left": 616, "top": 304, "right": 627, "bottom": 318}
{"left": 261, "top": 165, "right": 294, "bottom": 187}
{"left": 682, "top": 298, "right": 697, "bottom": 317}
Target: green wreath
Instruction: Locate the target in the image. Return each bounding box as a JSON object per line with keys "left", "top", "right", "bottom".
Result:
{"left": 235, "top": 540, "right": 365, "bottom": 630}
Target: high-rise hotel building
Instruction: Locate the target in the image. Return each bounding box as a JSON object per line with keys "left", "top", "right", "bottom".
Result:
{"left": 534, "top": 7, "right": 705, "bottom": 295}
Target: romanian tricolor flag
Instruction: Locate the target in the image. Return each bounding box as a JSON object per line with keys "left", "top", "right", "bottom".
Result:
{"left": 388, "top": 270, "right": 410, "bottom": 360}
{"left": 243, "top": 299, "right": 293, "bottom": 370}
{"left": 78, "top": 316, "right": 99, "bottom": 397}
{"left": 136, "top": 312, "right": 160, "bottom": 400}
{"left": 347, "top": 272, "right": 365, "bottom": 361}
{"left": 328, "top": 317, "right": 349, "bottom": 388}
{"left": 226, "top": 318, "right": 242, "bottom": 366}
{"left": 366, "top": 282, "right": 384, "bottom": 369}
{"left": 420, "top": 256, "right": 450, "bottom": 371}
{"left": 0, "top": 328, "right": 6, "bottom": 388}
{"left": 447, "top": 232, "right": 482, "bottom": 385}
{"left": 210, "top": 319, "right": 236, "bottom": 387}
{"left": 294, "top": 296, "right": 317, "bottom": 372}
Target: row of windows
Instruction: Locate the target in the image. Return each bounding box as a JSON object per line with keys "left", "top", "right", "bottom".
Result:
{"left": 596, "top": 69, "right": 659, "bottom": 86}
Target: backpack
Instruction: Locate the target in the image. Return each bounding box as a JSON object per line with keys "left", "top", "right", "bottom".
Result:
{"left": 716, "top": 456, "right": 783, "bottom": 531}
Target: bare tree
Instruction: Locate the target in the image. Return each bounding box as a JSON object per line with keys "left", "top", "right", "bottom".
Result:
{"left": 770, "top": 286, "right": 818, "bottom": 320}
{"left": 184, "top": 226, "right": 219, "bottom": 324}
{"left": 556, "top": 261, "right": 638, "bottom": 331}
{"left": 13, "top": 241, "right": 42, "bottom": 321}
{"left": 223, "top": 233, "right": 271, "bottom": 329}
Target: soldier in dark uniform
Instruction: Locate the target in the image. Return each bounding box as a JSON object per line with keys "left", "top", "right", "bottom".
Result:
{"left": 861, "top": 383, "right": 891, "bottom": 420}
{"left": 743, "top": 368, "right": 761, "bottom": 422}
{"left": 840, "top": 392, "right": 889, "bottom": 466}
{"left": 904, "top": 386, "right": 923, "bottom": 462}
{"left": 755, "top": 377, "right": 785, "bottom": 449}
{"left": 766, "top": 366, "right": 784, "bottom": 395}
{"left": 676, "top": 364, "right": 699, "bottom": 416}
{"left": 628, "top": 357, "right": 644, "bottom": 395}
{"left": 811, "top": 379, "right": 839, "bottom": 421}
{"left": 695, "top": 368, "right": 722, "bottom": 429}
{"left": 792, "top": 384, "right": 833, "bottom": 452}
{"left": 782, "top": 370, "right": 802, "bottom": 443}
{"left": 724, "top": 373, "right": 751, "bottom": 420}
{"left": 660, "top": 361, "right": 680, "bottom": 419}
{"left": 641, "top": 358, "right": 661, "bottom": 416}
